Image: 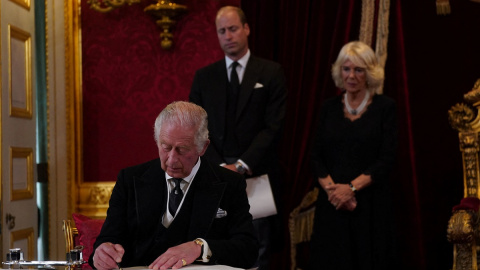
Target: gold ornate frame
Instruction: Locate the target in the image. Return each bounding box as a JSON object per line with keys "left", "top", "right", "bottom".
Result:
{"left": 8, "top": 25, "right": 32, "bottom": 119}
{"left": 9, "top": 0, "right": 31, "bottom": 10}
{"left": 10, "top": 147, "right": 34, "bottom": 200}
{"left": 64, "top": 1, "right": 114, "bottom": 219}
{"left": 10, "top": 227, "right": 34, "bottom": 260}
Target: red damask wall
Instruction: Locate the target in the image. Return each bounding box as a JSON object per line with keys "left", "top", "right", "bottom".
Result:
{"left": 81, "top": 0, "right": 238, "bottom": 182}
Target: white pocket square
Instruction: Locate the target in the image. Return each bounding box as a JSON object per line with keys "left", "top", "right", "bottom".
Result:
{"left": 216, "top": 208, "right": 227, "bottom": 218}
{"left": 254, "top": 83, "right": 264, "bottom": 89}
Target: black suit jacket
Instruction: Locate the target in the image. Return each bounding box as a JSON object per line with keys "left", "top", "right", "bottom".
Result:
{"left": 189, "top": 56, "right": 287, "bottom": 180}
{"left": 89, "top": 158, "right": 258, "bottom": 269}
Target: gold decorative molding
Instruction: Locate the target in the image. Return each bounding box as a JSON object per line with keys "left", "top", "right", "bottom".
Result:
{"left": 9, "top": 0, "right": 31, "bottom": 10}
{"left": 78, "top": 183, "right": 114, "bottom": 218}
{"left": 10, "top": 147, "right": 34, "bottom": 200}
{"left": 87, "top": 0, "right": 141, "bottom": 13}
{"left": 65, "top": 1, "right": 115, "bottom": 219}
{"left": 10, "top": 228, "right": 34, "bottom": 260}
{"left": 447, "top": 210, "right": 479, "bottom": 270}
{"left": 8, "top": 25, "right": 32, "bottom": 118}
{"left": 448, "top": 79, "right": 480, "bottom": 270}
{"left": 449, "top": 79, "right": 480, "bottom": 198}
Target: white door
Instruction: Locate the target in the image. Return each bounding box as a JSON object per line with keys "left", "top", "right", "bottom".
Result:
{"left": 1, "top": 0, "right": 38, "bottom": 261}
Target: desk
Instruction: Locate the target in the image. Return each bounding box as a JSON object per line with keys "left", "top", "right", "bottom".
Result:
{"left": 122, "top": 266, "right": 257, "bottom": 270}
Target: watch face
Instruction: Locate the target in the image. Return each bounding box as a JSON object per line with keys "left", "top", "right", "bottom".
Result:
{"left": 236, "top": 164, "right": 245, "bottom": 174}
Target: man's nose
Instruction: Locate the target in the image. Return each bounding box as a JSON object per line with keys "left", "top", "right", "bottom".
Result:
{"left": 167, "top": 151, "right": 179, "bottom": 164}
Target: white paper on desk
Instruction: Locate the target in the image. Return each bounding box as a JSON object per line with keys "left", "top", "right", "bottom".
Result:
{"left": 121, "top": 265, "right": 245, "bottom": 270}
{"left": 246, "top": 174, "right": 277, "bottom": 219}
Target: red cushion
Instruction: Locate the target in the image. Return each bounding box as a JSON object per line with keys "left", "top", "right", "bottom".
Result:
{"left": 452, "top": 197, "right": 480, "bottom": 212}
{"left": 72, "top": 213, "right": 104, "bottom": 269}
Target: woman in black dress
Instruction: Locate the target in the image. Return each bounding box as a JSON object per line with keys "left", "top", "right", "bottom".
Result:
{"left": 309, "top": 41, "right": 397, "bottom": 269}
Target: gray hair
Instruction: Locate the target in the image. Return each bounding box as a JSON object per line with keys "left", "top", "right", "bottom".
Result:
{"left": 331, "top": 41, "right": 384, "bottom": 94}
{"left": 154, "top": 101, "right": 209, "bottom": 153}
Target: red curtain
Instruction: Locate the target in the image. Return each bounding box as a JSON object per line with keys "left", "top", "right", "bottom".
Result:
{"left": 81, "top": 0, "right": 237, "bottom": 182}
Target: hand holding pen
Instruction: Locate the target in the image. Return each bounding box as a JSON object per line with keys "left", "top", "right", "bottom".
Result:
{"left": 92, "top": 242, "right": 125, "bottom": 270}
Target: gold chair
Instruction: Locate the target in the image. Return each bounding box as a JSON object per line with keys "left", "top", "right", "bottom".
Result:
{"left": 289, "top": 187, "right": 319, "bottom": 270}
{"left": 62, "top": 219, "right": 79, "bottom": 254}
{"left": 447, "top": 78, "right": 480, "bottom": 270}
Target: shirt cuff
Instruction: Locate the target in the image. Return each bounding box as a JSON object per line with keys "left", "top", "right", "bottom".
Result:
{"left": 196, "top": 238, "right": 211, "bottom": 263}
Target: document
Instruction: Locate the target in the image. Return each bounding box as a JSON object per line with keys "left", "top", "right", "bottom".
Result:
{"left": 121, "top": 265, "right": 245, "bottom": 270}
{"left": 246, "top": 174, "right": 277, "bottom": 219}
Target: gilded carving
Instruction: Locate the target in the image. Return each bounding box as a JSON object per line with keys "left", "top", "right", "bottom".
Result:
{"left": 88, "top": 186, "right": 113, "bottom": 205}
{"left": 448, "top": 79, "right": 480, "bottom": 269}
{"left": 447, "top": 211, "right": 475, "bottom": 243}
{"left": 77, "top": 183, "right": 115, "bottom": 218}
{"left": 447, "top": 210, "right": 478, "bottom": 270}
{"left": 449, "top": 103, "right": 475, "bottom": 132}
{"left": 464, "top": 78, "right": 480, "bottom": 104}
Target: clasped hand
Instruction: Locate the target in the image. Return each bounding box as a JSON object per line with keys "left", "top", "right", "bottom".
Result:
{"left": 93, "top": 241, "right": 202, "bottom": 270}
{"left": 325, "top": 183, "right": 357, "bottom": 211}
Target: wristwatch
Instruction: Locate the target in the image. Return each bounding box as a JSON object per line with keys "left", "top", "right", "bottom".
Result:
{"left": 235, "top": 161, "right": 246, "bottom": 174}
{"left": 194, "top": 238, "right": 204, "bottom": 259}
{"left": 349, "top": 183, "right": 357, "bottom": 193}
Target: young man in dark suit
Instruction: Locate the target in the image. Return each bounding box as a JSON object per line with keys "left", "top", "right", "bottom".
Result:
{"left": 90, "top": 101, "right": 258, "bottom": 270}
{"left": 189, "top": 6, "right": 287, "bottom": 270}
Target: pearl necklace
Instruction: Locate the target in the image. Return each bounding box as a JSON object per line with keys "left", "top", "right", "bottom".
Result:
{"left": 344, "top": 91, "right": 370, "bottom": 115}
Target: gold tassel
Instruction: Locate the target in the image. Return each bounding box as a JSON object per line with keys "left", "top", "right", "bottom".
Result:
{"left": 436, "top": 0, "right": 451, "bottom": 15}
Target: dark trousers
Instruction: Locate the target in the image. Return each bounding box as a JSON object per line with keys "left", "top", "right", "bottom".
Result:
{"left": 252, "top": 217, "right": 271, "bottom": 270}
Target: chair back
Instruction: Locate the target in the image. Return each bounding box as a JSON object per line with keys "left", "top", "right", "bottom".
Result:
{"left": 448, "top": 78, "right": 480, "bottom": 270}
{"left": 289, "top": 187, "right": 319, "bottom": 270}
{"left": 62, "top": 219, "right": 79, "bottom": 254}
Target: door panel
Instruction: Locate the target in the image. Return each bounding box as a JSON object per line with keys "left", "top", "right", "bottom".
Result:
{"left": 1, "top": 0, "right": 38, "bottom": 260}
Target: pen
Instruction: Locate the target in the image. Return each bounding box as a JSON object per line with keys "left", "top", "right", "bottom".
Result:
{"left": 117, "top": 262, "right": 122, "bottom": 270}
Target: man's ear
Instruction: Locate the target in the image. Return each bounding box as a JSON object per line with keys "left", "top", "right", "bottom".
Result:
{"left": 199, "top": 140, "right": 210, "bottom": 156}
{"left": 244, "top": 23, "right": 250, "bottom": 36}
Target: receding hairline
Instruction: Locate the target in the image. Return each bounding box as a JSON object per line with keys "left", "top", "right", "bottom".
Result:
{"left": 216, "top": 6, "right": 247, "bottom": 25}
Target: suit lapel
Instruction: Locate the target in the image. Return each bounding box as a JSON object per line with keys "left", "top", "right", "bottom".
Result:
{"left": 173, "top": 159, "right": 226, "bottom": 239}
{"left": 211, "top": 60, "right": 228, "bottom": 133}
{"left": 133, "top": 160, "right": 167, "bottom": 255}
{"left": 188, "top": 168, "right": 226, "bottom": 238}
{"left": 237, "top": 56, "right": 260, "bottom": 119}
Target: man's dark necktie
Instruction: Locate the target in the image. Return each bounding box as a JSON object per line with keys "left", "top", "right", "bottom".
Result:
{"left": 224, "top": 61, "right": 241, "bottom": 157}
{"left": 169, "top": 178, "right": 184, "bottom": 215}
{"left": 230, "top": 61, "right": 240, "bottom": 89}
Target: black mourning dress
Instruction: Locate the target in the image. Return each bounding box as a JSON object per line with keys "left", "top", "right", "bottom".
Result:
{"left": 309, "top": 94, "right": 398, "bottom": 270}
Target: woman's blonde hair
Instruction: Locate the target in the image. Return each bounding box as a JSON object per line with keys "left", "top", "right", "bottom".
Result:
{"left": 331, "top": 41, "right": 384, "bottom": 94}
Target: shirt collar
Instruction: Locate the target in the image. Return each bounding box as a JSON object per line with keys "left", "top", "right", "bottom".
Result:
{"left": 225, "top": 49, "right": 250, "bottom": 69}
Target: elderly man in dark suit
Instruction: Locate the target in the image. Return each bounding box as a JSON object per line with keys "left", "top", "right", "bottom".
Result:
{"left": 89, "top": 101, "right": 258, "bottom": 270}
{"left": 189, "top": 6, "right": 287, "bottom": 270}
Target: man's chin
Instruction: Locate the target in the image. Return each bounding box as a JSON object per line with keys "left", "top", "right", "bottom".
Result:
{"left": 224, "top": 48, "right": 238, "bottom": 56}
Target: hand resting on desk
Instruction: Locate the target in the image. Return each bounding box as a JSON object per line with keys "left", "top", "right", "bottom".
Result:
{"left": 149, "top": 241, "right": 201, "bottom": 270}
{"left": 93, "top": 240, "right": 202, "bottom": 270}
